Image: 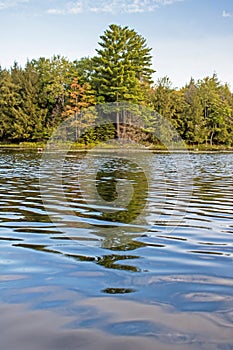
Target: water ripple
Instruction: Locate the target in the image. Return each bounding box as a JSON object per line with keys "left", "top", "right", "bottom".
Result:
{"left": 0, "top": 149, "right": 233, "bottom": 349}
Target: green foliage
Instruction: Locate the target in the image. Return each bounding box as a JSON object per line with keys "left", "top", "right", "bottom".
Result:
{"left": 150, "top": 75, "right": 233, "bottom": 146}
{"left": 73, "top": 57, "right": 95, "bottom": 84}
{"left": 0, "top": 25, "right": 233, "bottom": 147}
{"left": 92, "top": 24, "right": 154, "bottom": 104}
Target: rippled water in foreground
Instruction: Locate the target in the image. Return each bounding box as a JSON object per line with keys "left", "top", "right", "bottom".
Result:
{"left": 0, "top": 149, "right": 233, "bottom": 350}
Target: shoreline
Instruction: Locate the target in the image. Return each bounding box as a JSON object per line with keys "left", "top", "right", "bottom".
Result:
{"left": 1, "top": 143, "right": 233, "bottom": 154}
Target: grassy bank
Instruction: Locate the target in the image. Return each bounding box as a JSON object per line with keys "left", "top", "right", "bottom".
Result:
{"left": 1, "top": 141, "right": 233, "bottom": 152}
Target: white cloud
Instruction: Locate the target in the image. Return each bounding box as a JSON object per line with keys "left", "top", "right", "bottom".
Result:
{"left": 0, "top": 0, "right": 29, "bottom": 10}
{"left": 46, "top": 8, "right": 64, "bottom": 15}
{"left": 222, "top": 10, "right": 233, "bottom": 18}
{"left": 67, "top": 1, "right": 83, "bottom": 14}
{"left": 46, "top": 0, "right": 183, "bottom": 15}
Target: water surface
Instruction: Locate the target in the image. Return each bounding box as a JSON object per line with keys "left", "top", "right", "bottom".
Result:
{"left": 0, "top": 149, "right": 233, "bottom": 350}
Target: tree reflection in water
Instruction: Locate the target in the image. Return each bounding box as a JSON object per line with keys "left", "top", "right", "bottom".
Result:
{"left": 13, "top": 242, "right": 143, "bottom": 273}
{"left": 96, "top": 158, "right": 148, "bottom": 224}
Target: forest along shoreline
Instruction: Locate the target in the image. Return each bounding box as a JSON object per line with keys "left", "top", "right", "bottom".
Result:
{"left": 1, "top": 24, "right": 233, "bottom": 149}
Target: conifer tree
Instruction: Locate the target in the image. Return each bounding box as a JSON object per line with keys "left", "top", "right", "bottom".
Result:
{"left": 93, "top": 24, "right": 154, "bottom": 104}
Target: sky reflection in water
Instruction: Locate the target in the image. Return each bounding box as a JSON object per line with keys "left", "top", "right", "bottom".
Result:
{"left": 0, "top": 149, "right": 233, "bottom": 350}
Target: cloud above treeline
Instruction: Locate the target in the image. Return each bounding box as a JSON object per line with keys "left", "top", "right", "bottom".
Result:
{"left": 222, "top": 10, "right": 233, "bottom": 18}
{"left": 0, "top": 0, "right": 183, "bottom": 14}
{"left": 0, "top": 0, "right": 29, "bottom": 10}
{"left": 46, "top": 0, "right": 184, "bottom": 15}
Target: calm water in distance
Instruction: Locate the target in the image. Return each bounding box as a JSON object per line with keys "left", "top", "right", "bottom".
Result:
{"left": 0, "top": 149, "right": 233, "bottom": 350}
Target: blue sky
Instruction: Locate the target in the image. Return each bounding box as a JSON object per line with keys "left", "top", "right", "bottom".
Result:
{"left": 0, "top": 0, "right": 233, "bottom": 88}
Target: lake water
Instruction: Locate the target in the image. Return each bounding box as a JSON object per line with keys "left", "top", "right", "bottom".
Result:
{"left": 0, "top": 149, "right": 233, "bottom": 350}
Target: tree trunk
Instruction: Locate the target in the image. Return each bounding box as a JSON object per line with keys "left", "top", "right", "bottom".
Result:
{"left": 116, "top": 101, "right": 120, "bottom": 139}
{"left": 210, "top": 130, "right": 214, "bottom": 146}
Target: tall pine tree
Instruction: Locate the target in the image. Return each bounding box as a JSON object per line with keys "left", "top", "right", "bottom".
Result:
{"left": 93, "top": 24, "right": 154, "bottom": 104}
{"left": 92, "top": 24, "right": 154, "bottom": 138}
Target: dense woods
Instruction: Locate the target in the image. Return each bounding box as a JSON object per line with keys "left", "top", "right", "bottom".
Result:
{"left": 0, "top": 24, "right": 233, "bottom": 147}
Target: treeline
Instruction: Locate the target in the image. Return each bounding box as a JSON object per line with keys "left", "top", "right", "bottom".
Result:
{"left": 0, "top": 24, "right": 233, "bottom": 146}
